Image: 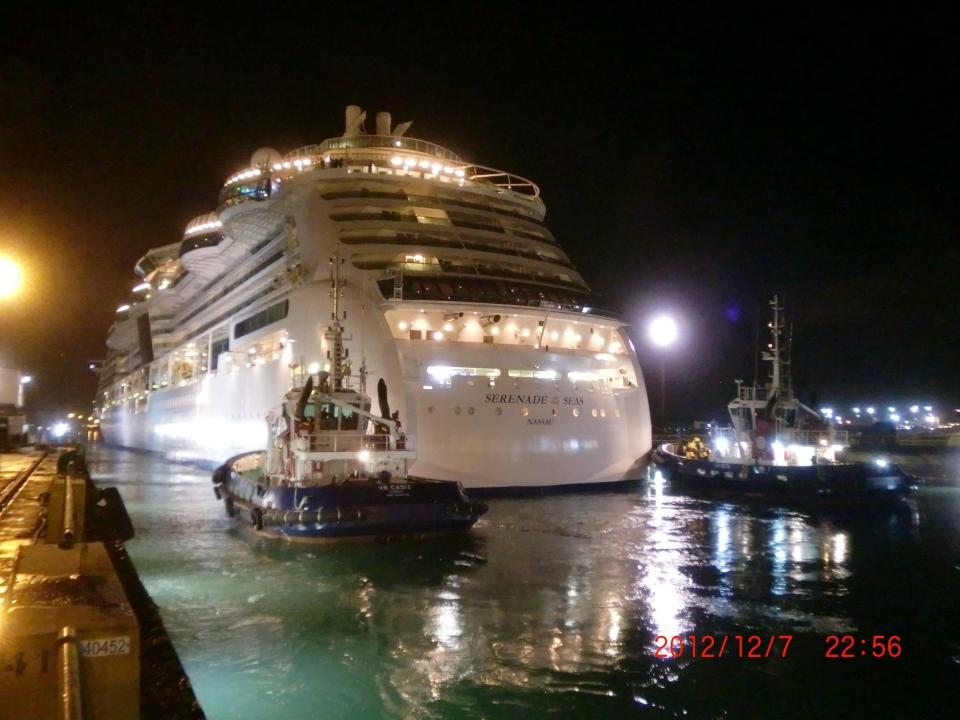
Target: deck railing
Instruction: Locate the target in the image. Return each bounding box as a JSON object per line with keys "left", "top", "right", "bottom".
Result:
{"left": 293, "top": 432, "right": 413, "bottom": 454}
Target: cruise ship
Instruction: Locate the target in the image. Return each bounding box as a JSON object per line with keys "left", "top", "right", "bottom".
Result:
{"left": 95, "top": 106, "right": 652, "bottom": 491}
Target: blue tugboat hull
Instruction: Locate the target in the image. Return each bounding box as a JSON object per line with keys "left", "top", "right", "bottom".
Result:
{"left": 213, "top": 459, "right": 487, "bottom": 541}
{"left": 653, "top": 446, "right": 919, "bottom": 503}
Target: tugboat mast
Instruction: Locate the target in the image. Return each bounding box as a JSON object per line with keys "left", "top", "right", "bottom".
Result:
{"left": 327, "top": 246, "right": 346, "bottom": 392}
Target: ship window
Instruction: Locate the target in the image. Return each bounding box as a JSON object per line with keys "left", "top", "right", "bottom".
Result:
{"left": 508, "top": 369, "right": 558, "bottom": 379}
{"left": 412, "top": 207, "right": 451, "bottom": 225}
{"left": 234, "top": 300, "right": 289, "bottom": 339}
{"left": 210, "top": 337, "right": 230, "bottom": 370}
{"left": 427, "top": 366, "right": 501, "bottom": 385}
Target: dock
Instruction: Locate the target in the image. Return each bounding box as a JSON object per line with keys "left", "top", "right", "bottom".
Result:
{"left": 0, "top": 448, "right": 205, "bottom": 719}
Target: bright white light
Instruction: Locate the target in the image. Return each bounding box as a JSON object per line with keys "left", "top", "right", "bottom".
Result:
{"left": 398, "top": 321, "right": 408, "bottom": 331}
{"left": 887, "top": 406, "right": 896, "bottom": 413}
{"left": 116, "top": 304, "right": 131, "bottom": 313}
{"left": 443, "top": 322, "right": 454, "bottom": 332}
{"left": 852, "top": 407, "right": 861, "bottom": 414}
{"left": 874, "top": 458, "right": 889, "bottom": 468}
{"left": 910, "top": 405, "right": 919, "bottom": 414}
{"left": 713, "top": 437, "right": 729, "bottom": 454}
{"left": 358, "top": 450, "right": 370, "bottom": 463}
{"left": 427, "top": 366, "right": 452, "bottom": 382}
{"left": 568, "top": 371, "right": 599, "bottom": 382}
{"left": 534, "top": 369, "right": 558, "bottom": 379}
{"left": 866, "top": 407, "right": 875, "bottom": 415}
{"left": 821, "top": 407, "right": 834, "bottom": 419}
{"left": 307, "top": 362, "right": 321, "bottom": 374}
{"left": 924, "top": 405, "right": 932, "bottom": 412}
{"left": 771, "top": 440, "right": 785, "bottom": 454}
{"left": 432, "top": 331, "right": 444, "bottom": 341}
{"left": 490, "top": 326, "right": 500, "bottom": 336}
{"left": 19, "top": 375, "right": 32, "bottom": 385}
{"left": 52, "top": 422, "right": 70, "bottom": 438}
{"left": 648, "top": 315, "right": 678, "bottom": 347}
{"left": 132, "top": 282, "right": 151, "bottom": 293}
{"left": 889, "top": 413, "right": 900, "bottom": 422}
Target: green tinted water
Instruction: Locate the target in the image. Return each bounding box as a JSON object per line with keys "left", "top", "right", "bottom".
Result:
{"left": 89, "top": 447, "right": 960, "bottom": 719}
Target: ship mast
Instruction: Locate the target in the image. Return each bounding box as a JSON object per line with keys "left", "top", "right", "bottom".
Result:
{"left": 763, "top": 295, "right": 784, "bottom": 395}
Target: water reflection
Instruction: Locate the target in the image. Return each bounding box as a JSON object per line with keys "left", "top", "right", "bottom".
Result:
{"left": 87, "top": 447, "right": 951, "bottom": 719}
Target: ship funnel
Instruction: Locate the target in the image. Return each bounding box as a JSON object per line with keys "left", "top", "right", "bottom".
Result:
{"left": 343, "top": 105, "right": 366, "bottom": 137}
{"left": 392, "top": 120, "right": 413, "bottom": 137}
{"left": 375, "top": 111, "right": 392, "bottom": 135}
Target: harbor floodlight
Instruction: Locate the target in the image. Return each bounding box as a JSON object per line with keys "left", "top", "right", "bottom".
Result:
{"left": 866, "top": 407, "right": 875, "bottom": 415}
{"left": 820, "top": 407, "right": 834, "bottom": 419}
{"left": 648, "top": 315, "right": 679, "bottom": 347}
{"left": 19, "top": 375, "right": 32, "bottom": 385}
{"left": 889, "top": 413, "right": 900, "bottom": 422}
{"left": 52, "top": 422, "right": 70, "bottom": 438}
{"left": 910, "top": 405, "right": 919, "bottom": 414}
{"left": 647, "top": 313, "right": 680, "bottom": 421}
{"left": 0, "top": 255, "right": 24, "bottom": 299}
{"left": 887, "top": 406, "right": 896, "bottom": 413}
{"left": 852, "top": 407, "right": 861, "bottom": 414}
{"left": 923, "top": 405, "right": 932, "bottom": 412}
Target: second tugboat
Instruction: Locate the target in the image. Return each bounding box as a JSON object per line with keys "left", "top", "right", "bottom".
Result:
{"left": 212, "top": 252, "right": 487, "bottom": 541}
{"left": 654, "top": 296, "right": 918, "bottom": 503}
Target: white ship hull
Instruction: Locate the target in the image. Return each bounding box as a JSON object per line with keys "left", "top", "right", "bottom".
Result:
{"left": 97, "top": 108, "right": 652, "bottom": 491}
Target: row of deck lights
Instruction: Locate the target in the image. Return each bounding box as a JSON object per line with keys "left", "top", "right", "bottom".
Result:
{"left": 389, "top": 156, "right": 466, "bottom": 177}
{"left": 394, "top": 316, "right": 622, "bottom": 353}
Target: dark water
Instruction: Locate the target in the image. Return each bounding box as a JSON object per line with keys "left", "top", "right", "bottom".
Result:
{"left": 88, "top": 447, "right": 960, "bottom": 719}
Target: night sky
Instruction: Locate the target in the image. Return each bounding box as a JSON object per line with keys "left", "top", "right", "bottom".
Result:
{"left": 2, "top": 8, "right": 957, "bottom": 422}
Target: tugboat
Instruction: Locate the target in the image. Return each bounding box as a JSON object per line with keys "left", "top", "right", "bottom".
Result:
{"left": 654, "top": 296, "right": 918, "bottom": 503}
{"left": 212, "top": 253, "right": 487, "bottom": 541}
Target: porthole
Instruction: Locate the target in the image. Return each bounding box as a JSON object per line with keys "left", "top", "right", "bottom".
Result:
{"left": 454, "top": 406, "right": 462, "bottom": 415}
{"left": 521, "top": 407, "right": 529, "bottom": 417}
{"left": 495, "top": 407, "right": 503, "bottom": 416}
{"left": 573, "top": 408, "right": 580, "bottom": 417}
{"left": 600, "top": 408, "right": 606, "bottom": 418}
{"left": 591, "top": 408, "right": 598, "bottom": 418}
{"left": 467, "top": 407, "right": 475, "bottom": 415}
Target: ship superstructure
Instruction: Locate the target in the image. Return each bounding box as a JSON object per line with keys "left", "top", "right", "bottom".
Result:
{"left": 96, "top": 106, "right": 652, "bottom": 490}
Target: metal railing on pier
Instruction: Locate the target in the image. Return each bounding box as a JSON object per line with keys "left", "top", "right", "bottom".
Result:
{"left": 58, "top": 626, "right": 82, "bottom": 720}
